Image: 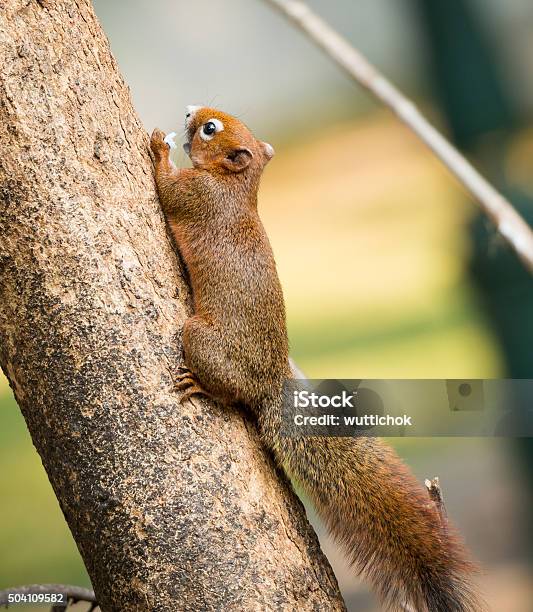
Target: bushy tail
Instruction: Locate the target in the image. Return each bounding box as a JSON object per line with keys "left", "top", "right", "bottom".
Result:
{"left": 260, "top": 410, "right": 483, "bottom": 611}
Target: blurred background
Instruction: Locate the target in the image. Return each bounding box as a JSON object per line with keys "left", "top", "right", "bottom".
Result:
{"left": 2, "top": 1, "right": 533, "bottom": 610}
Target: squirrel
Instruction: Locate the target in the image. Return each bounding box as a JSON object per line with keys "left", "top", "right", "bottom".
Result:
{"left": 150, "top": 107, "right": 483, "bottom": 612}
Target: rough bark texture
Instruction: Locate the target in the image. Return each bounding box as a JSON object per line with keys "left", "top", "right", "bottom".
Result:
{"left": 0, "top": 1, "right": 345, "bottom": 610}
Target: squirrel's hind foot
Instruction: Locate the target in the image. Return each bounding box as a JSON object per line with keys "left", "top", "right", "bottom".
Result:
{"left": 174, "top": 368, "right": 212, "bottom": 404}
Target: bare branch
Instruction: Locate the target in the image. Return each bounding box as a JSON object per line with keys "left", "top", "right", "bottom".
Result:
{"left": 262, "top": 0, "right": 533, "bottom": 274}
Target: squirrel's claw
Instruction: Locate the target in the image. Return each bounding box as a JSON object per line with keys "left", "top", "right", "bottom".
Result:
{"left": 150, "top": 128, "right": 169, "bottom": 159}
{"left": 179, "top": 385, "right": 208, "bottom": 405}
{"left": 174, "top": 370, "right": 211, "bottom": 404}
{"left": 174, "top": 375, "right": 196, "bottom": 391}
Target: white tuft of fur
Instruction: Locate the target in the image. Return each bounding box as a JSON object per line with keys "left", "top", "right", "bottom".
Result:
{"left": 185, "top": 105, "right": 202, "bottom": 126}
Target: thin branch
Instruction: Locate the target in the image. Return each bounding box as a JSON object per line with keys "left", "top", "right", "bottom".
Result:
{"left": 262, "top": 0, "right": 533, "bottom": 274}
{"left": 0, "top": 584, "right": 97, "bottom": 608}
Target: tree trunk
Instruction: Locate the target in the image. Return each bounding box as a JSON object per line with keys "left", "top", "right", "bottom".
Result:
{"left": 0, "top": 1, "right": 345, "bottom": 610}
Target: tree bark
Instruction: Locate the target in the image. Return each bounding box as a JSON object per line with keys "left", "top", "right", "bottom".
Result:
{"left": 0, "top": 1, "right": 345, "bottom": 610}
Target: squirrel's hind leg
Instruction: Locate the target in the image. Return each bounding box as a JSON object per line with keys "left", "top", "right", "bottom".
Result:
{"left": 182, "top": 315, "right": 241, "bottom": 405}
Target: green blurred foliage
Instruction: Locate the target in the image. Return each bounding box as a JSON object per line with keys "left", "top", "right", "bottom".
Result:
{"left": 0, "top": 389, "right": 89, "bottom": 591}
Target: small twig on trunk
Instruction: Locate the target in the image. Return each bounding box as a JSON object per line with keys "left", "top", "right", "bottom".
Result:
{"left": 425, "top": 476, "right": 448, "bottom": 523}
{"left": 262, "top": 0, "right": 533, "bottom": 274}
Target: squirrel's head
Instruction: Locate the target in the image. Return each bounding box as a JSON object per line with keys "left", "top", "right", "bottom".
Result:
{"left": 183, "top": 106, "right": 275, "bottom": 176}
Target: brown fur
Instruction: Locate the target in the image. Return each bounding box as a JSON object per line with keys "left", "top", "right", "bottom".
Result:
{"left": 150, "top": 108, "right": 484, "bottom": 611}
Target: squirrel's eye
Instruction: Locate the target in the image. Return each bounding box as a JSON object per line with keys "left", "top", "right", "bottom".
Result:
{"left": 200, "top": 118, "right": 224, "bottom": 141}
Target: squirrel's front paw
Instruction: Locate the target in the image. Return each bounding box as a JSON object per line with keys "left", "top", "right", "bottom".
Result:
{"left": 150, "top": 128, "right": 169, "bottom": 160}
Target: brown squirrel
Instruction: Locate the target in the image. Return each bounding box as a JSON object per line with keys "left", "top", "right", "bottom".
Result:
{"left": 150, "top": 107, "right": 483, "bottom": 611}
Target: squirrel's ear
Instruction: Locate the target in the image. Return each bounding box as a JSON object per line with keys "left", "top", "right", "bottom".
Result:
{"left": 262, "top": 142, "right": 275, "bottom": 160}
{"left": 222, "top": 147, "right": 253, "bottom": 172}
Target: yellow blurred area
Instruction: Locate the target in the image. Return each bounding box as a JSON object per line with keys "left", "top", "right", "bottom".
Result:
{"left": 261, "top": 112, "right": 503, "bottom": 378}
{"left": 0, "top": 373, "right": 8, "bottom": 393}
